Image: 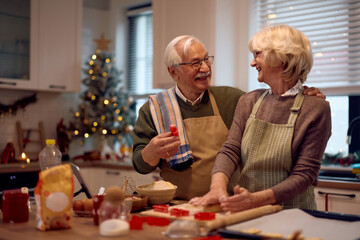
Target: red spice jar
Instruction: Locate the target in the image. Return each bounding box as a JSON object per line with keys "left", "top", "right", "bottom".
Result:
{"left": 93, "top": 194, "right": 105, "bottom": 225}
{"left": 2, "top": 190, "right": 29, "bottom": 223}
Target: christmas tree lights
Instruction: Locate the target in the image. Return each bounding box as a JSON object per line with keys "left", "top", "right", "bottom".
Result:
{"left": 67, "top": 34, "right": 136, "bottom": 150}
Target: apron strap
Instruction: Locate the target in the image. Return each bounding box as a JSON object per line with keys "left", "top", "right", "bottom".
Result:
{"left": 250, "top": 90, "right": 269, "bottom": 117}
{"left": 288, "top": 89, "right": 304, "bottom": 125}
{"left": 208, "top": 90, "right": 220, "bottom": 116}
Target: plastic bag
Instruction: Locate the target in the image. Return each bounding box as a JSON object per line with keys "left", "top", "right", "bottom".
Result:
{"left": 34, "top": 163, "right": 74, "bottom": 231}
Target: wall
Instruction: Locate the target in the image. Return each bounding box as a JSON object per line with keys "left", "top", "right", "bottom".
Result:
{"left": 152, "top": 0, "right": 250, "bottom": 91}
{"left": 0, "top": 90, "right": 79, "bottom": 160}
{"left": 0, "top": 0, "right": 251, "bottom": 160}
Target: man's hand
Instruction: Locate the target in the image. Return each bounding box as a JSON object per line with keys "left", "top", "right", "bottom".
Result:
{"left": 141, "top": 132, "right": 180, "bottom": 167}
{"left": 303, "top": 86, "right": 326, "bottom": 99}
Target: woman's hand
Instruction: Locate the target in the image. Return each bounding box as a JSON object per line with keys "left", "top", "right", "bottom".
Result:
{"left": 219, "top": 186, "right": 276, "bottom": 213}
{"left": 219, "top": 186, "right": 255, "bottom": 212}
{"left": 189, "top": 188, "right": 228, "bottom": 206}
{"left": 189, "top": 172, "right": 229, "bottom": 206}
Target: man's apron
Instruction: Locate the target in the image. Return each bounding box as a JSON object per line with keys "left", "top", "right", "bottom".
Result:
{"left": 160, "top": 90, "right": 229, "bottom": 200}
{"left": 239, "top": 90, "right": 316, "bottom": 209}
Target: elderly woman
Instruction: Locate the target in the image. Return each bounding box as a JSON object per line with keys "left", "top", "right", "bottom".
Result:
{"left": 190, "top": 25, "right": 331, "bottom": 212}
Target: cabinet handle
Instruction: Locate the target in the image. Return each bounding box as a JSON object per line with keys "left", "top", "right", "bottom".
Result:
{"left": 0, "top": 81, "right": 16, "bottom": 86}
{"left": 106, "top": 170, "right": 120, "bottom": 176}
{"left": 318, "top": 191, "right": 356, "bottom": 198}
{"left": 318, "top": 191, "right": 356, "bottom": 212}
{"left": 49, "top": 84, "right": 66, "bottom": 90}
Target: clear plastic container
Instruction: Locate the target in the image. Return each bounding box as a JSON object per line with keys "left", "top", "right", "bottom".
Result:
{"left": 39, "top": 139, "right": 62, "bottom": 171}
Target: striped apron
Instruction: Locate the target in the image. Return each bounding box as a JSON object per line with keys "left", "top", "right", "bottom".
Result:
{"left": 239, "top": 90, "right": 316, "bottom": 209}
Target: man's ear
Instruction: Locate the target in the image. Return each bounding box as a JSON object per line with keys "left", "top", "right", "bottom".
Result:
{"left": 168, "top": 66, "right": 177, "bottom": 79}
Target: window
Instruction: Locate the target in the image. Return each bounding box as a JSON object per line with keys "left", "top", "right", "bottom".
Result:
{"left": 250, "top": 0, "right": 360, "bottom": 94}
{"left": 127, "top": 4, "right": 161, "bottom": 114}
{"left": 250, "top": 0, "right": 360, "bottom": 166}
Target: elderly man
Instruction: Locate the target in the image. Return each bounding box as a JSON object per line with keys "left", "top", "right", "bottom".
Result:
{"left": 132, "top": 35, "right": 322, "bottom": 200}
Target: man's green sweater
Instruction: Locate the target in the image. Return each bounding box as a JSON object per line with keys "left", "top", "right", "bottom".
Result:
{"left": 132, "top": 86, "right": 245, "bottom": 174}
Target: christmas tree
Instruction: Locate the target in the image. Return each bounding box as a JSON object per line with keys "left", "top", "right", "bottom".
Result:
{"left": 67, "top": 33, "right": 136, "bottom": 156}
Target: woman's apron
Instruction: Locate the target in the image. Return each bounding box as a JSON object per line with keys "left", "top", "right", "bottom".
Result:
{"left": 239, "top": 90, "right": 316, "bottom": 209}
{"left": 160, "top": 91, "right": 229, "bottom": 200}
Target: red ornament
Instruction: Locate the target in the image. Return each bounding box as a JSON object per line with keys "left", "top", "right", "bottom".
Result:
{"left": 1, "top": 142, "right": 16, "bottom": 164}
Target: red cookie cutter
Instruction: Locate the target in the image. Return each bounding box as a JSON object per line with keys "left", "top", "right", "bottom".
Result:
{"left": 169, "top": 208, "right": 190, "bottom": 217}
{"left": 153, "top": 204, "right": 169, "bottom": 213}
{"left": 194, "top": 212, "right": 216, "bottom": 221}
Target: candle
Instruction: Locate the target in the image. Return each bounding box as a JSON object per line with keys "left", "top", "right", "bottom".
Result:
{"left": 19, "top": 152, "right": 30, "bottom": 163}
{"left": 20, "top": 152, "right": 26, "bottom": 161}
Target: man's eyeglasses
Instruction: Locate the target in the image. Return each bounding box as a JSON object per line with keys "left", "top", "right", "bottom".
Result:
{"left": 176, "top": 56, "right": 214, "bottom": 69}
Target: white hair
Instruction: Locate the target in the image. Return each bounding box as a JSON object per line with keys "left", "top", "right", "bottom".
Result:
{"left": 164, "top": 35, "right": 205, "bottom": 67}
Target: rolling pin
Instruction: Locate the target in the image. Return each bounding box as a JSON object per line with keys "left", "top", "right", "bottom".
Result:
{"left": 204, "top": 205, "right": 282, "bottom": 232}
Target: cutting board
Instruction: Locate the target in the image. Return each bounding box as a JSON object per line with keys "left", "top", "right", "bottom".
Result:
{"left": 140, "top": 203, "right": 283, "bottom": 233}
{"left": 141, "top": 204, "right": 283, "bottom": 237}
{"left": 139, "top": 203, "right": 217, "bottom": 221}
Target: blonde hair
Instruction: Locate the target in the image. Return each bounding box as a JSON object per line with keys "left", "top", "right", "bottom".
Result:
{"left": 249, "top": 25, "right": 313, "bottom": 83}
{"left": 164, "top": 35, "right": 204, "bottom": 67}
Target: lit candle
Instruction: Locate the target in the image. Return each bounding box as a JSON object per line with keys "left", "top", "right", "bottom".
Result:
{"left": 20, "top": 152, "right": 26, "bottom": 161}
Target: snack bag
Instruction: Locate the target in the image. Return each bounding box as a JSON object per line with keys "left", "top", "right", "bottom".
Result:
{"left": 34, "top": 164, "right": 74, "bottom": 231}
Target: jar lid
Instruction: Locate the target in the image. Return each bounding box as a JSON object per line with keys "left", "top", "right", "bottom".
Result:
{"left": 46, "top": 139, "right": 56, "bottom": 145}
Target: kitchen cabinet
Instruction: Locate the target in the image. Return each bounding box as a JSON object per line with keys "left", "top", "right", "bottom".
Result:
{"left": 73, "top": 167, "right": 160, "bottom": 199}
{"left": 0, "top": 0, "right": 82, "bottom": 92}
{"left": 37, "top": 0, "right": 82, "bottom": 92}
{"left": 314, "top": 186, "right": 360, "bottom": 215}
{"left": 0, "top": 0, "right": 37, "bottom": 90}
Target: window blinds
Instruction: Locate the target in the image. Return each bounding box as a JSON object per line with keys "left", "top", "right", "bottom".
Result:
{"left": 127, "top": 5, "right": 153, "bottom": 94}
{"left": 255, "top": 0, "right": 360, "bottom": 95}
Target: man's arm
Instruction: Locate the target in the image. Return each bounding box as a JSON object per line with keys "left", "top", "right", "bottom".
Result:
{"left": 132, "top": 102, "right": 159, "bottom": 174}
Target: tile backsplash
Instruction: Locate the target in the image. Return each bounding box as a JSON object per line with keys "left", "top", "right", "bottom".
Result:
{"left": 0, "top": 89, "right": 80, "bottom": 160}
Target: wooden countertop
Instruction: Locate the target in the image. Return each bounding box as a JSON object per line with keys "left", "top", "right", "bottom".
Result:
{"left": 0, "top": 162, "right": 357, "bottom": 190}
{"left": 317, "top": 178, "right": 360, "bottom": 190}
{"left": 0, "top": 211, "right": 171, "bottom": 240}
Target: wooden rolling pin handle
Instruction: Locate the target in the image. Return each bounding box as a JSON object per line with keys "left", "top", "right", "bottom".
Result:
{"left": 205, "top": 205, "right": 282, "bottom": 232}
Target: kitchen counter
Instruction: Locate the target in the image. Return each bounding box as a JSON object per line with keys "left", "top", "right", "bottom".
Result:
{"left": 1, "top": 162, "right": 359, "bottom": 190}
{"left": 0, "top": 211, "right": 170, "bottom": 240}
{"left": 317, "top": 178, "right": 360, "bottom": 190}
{"left": 0, "top": 161, "right": 137, "bottom": 174}
{"left": 1, "top": 208, "right": 359, "bottom": 240}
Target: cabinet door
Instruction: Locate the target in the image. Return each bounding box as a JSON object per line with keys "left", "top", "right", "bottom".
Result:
{"left": 314, "top": 187, "right": 360, "bottom": 215}
{"left": 0, "top": 0, "right": 39, "bottom": 90}
{"left": 37, "top": 0, "right": 82, "bottom": 92}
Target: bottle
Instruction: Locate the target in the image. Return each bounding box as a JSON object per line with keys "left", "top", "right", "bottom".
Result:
{"left": 39, "top": 139, "right": 62, "bottom": 170}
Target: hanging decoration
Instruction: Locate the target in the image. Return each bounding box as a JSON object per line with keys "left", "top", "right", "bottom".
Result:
{"left": 0, "top": 94, "right": 37, "bottom": 115}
